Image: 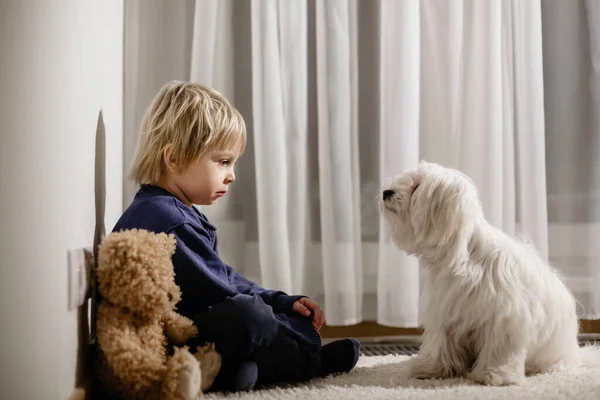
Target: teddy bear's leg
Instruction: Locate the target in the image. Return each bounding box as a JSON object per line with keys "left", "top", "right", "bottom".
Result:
{"left": 163, "top": 311, "right": 199, "bottom": 345}
{"left": 98, "top": 325, "right": 168, "bottom": 395}
{"left": 195, "top": 343, "right": 222, "bottom": 392}
{"left": 162, "top": 347, "right": 202, "bottom": 400}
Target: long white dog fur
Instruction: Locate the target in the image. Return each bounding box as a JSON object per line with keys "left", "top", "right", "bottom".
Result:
{"left": 379, "top": 161, "right": 581, "bottom": 386}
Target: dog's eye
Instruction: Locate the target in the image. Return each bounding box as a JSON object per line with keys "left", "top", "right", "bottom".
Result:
{"left": 411, "top": 182, "right": 420, "bottom": 193}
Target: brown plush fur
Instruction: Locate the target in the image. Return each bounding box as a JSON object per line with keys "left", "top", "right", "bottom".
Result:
{"left": 94, "top": 229, "right": 221, "bottom": 399}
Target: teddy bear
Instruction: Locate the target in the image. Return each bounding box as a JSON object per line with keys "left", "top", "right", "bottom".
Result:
{"left": 94, "top": 228, "right": 222, "bottom": 399}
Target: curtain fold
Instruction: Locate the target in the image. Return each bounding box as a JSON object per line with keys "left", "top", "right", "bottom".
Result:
{"left": 276, "top": 1, "right": 310, "bottom": 295}
{"left": 122, "top": 0, "right": 600, "bottom": 325}
{"left": 123, "top": 0, "right": 195, "bottom": 206}
{"left": 542, "top": 0, "right": 600, "bottom": 318}
{"left": 510, "top": 0, "right": 548, "bottom": 259}
{"left": 454, "top": 0, "right": 506, "bottom": 229}
{"left": 190, "top": 0, "right": 219, "bottom": 86}
{"left": 585, "top": 0, "right": 600, "bottom": 318}
{"left": 377, "top": 0, "right": 420, "bottom": 327}
{"left": 315, "top": 0, "right": 362, "bottom": 325}
{"left": 250, "top": 0, "right": 293, "bottom": 292}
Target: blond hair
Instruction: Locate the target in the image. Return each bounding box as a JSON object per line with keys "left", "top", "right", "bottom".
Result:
{"left": 129, "top": 81, "right": 246, "bottom": 185}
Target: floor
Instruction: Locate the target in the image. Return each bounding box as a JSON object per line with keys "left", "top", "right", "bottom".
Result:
{"left": 205, "top": 343, "right": 600, "bottom": 399}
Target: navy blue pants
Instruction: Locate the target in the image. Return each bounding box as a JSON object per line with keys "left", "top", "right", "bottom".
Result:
{"left": 187, "top": 294, "right": 323, "bottom": 390}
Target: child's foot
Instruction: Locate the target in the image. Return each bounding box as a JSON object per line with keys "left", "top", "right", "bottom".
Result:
{"left": 212, "top": 360, "right": 258, "bottom": 392}
{"left": 317, "top": 338, "right": 361, "bottom": 377}
{"left": 234, "top": 361, "right": 258, "bottom": 391}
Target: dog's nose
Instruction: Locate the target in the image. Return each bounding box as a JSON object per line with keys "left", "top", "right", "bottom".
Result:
{"left": 382, "top": 189, "right": 394, "bottom": 200}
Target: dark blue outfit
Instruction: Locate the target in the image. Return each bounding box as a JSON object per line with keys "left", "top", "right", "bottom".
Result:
{"left": 113, "top": 185, "right": 359, "bottom": 391}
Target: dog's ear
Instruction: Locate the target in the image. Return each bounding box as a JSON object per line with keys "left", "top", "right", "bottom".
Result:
{"left": 410, "top": 177, "right": 421, "bottom": 193}
{"left": 410, "top": 174, "right": 480, "bottom": 273}
{"left": 440, "top": 211, "right": 476, "bottom": 276}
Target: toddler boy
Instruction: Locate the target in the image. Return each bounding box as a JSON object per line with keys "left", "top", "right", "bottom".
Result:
{"left": 113, "top": 81, "right": 360, "bottom": 391}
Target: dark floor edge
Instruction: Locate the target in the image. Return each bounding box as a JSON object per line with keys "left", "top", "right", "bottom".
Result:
{"left": 326, "top": 333, "right": 600, "bottom": 344}
{"left": 325, "top": 334, "right": 600, "bottom": 357}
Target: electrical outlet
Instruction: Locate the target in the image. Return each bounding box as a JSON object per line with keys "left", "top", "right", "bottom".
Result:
{"left": 67, "top": 246, "right": 94, "bottom": 311}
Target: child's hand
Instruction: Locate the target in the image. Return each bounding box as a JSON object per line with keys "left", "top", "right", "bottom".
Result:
{"left": 293, "top": 298, "right": 325, "bottom": 330}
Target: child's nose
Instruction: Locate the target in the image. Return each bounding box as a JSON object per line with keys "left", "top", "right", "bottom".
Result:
{"left": 227, "top": 170, "right": 236, "bottom": 183}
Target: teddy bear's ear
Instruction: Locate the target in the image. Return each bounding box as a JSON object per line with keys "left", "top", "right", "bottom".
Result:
{"left": 97, "top": 229, "right": 179, "bottom": 319}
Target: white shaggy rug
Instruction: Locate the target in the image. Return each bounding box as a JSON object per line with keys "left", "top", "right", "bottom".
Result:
{"left": 206, "top": 346, "right": 600, "bottom": 400}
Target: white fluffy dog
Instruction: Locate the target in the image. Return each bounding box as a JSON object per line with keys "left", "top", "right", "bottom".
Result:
{"left": 379, "top": 161, "right": 581, "bottom": 386}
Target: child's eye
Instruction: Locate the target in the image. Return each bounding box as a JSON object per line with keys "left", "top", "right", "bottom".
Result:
{"left": 220, "top": 160, "right": 230, "bottom": 165}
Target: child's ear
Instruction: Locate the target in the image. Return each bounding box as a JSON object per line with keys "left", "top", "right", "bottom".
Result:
{"left": 162, "top": 144, "right": 177, "bottom": 172}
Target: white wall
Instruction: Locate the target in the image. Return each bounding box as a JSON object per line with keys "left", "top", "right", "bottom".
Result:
{"left": 0, "top": 1, "right": 124, "bottom": 398}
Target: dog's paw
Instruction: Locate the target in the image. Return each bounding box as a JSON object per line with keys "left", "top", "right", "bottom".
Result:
{"left": 468, "top": 368, "right": 523, "bottom": 386}
{"left": 407, "top": 356, "right": 447, "bottom": 380}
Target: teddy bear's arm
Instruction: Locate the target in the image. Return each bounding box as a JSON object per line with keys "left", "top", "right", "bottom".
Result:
{"left": 99, "top": 324, "right": 167, "bottom": 391}
{"left": 163, "top": 310, "right": 199, "bottom": 345}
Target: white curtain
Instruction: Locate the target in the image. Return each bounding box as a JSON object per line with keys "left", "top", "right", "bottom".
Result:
{"left": 543, "top": 0, "right": 600, "bottom": 319}
{"left": 123, "top": 0, "right": 600, "bottom": 326}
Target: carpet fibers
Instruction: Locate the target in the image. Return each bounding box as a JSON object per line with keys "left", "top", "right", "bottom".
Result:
{"left": 205, "top": 345, "right": 600, "bottom": 399}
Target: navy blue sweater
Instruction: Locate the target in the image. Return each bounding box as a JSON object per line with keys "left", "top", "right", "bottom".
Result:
{"left": 112, "top": 185, "right": 310, "bottom": 329}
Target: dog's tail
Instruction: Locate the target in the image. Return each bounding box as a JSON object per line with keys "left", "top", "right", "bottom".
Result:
{"left": 580, "top": 343, "right": 600, "bottom": 368}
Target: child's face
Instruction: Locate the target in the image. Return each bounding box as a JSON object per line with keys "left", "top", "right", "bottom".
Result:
{"left": 165, "top": 149, "right": 239, "bottom": 206}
